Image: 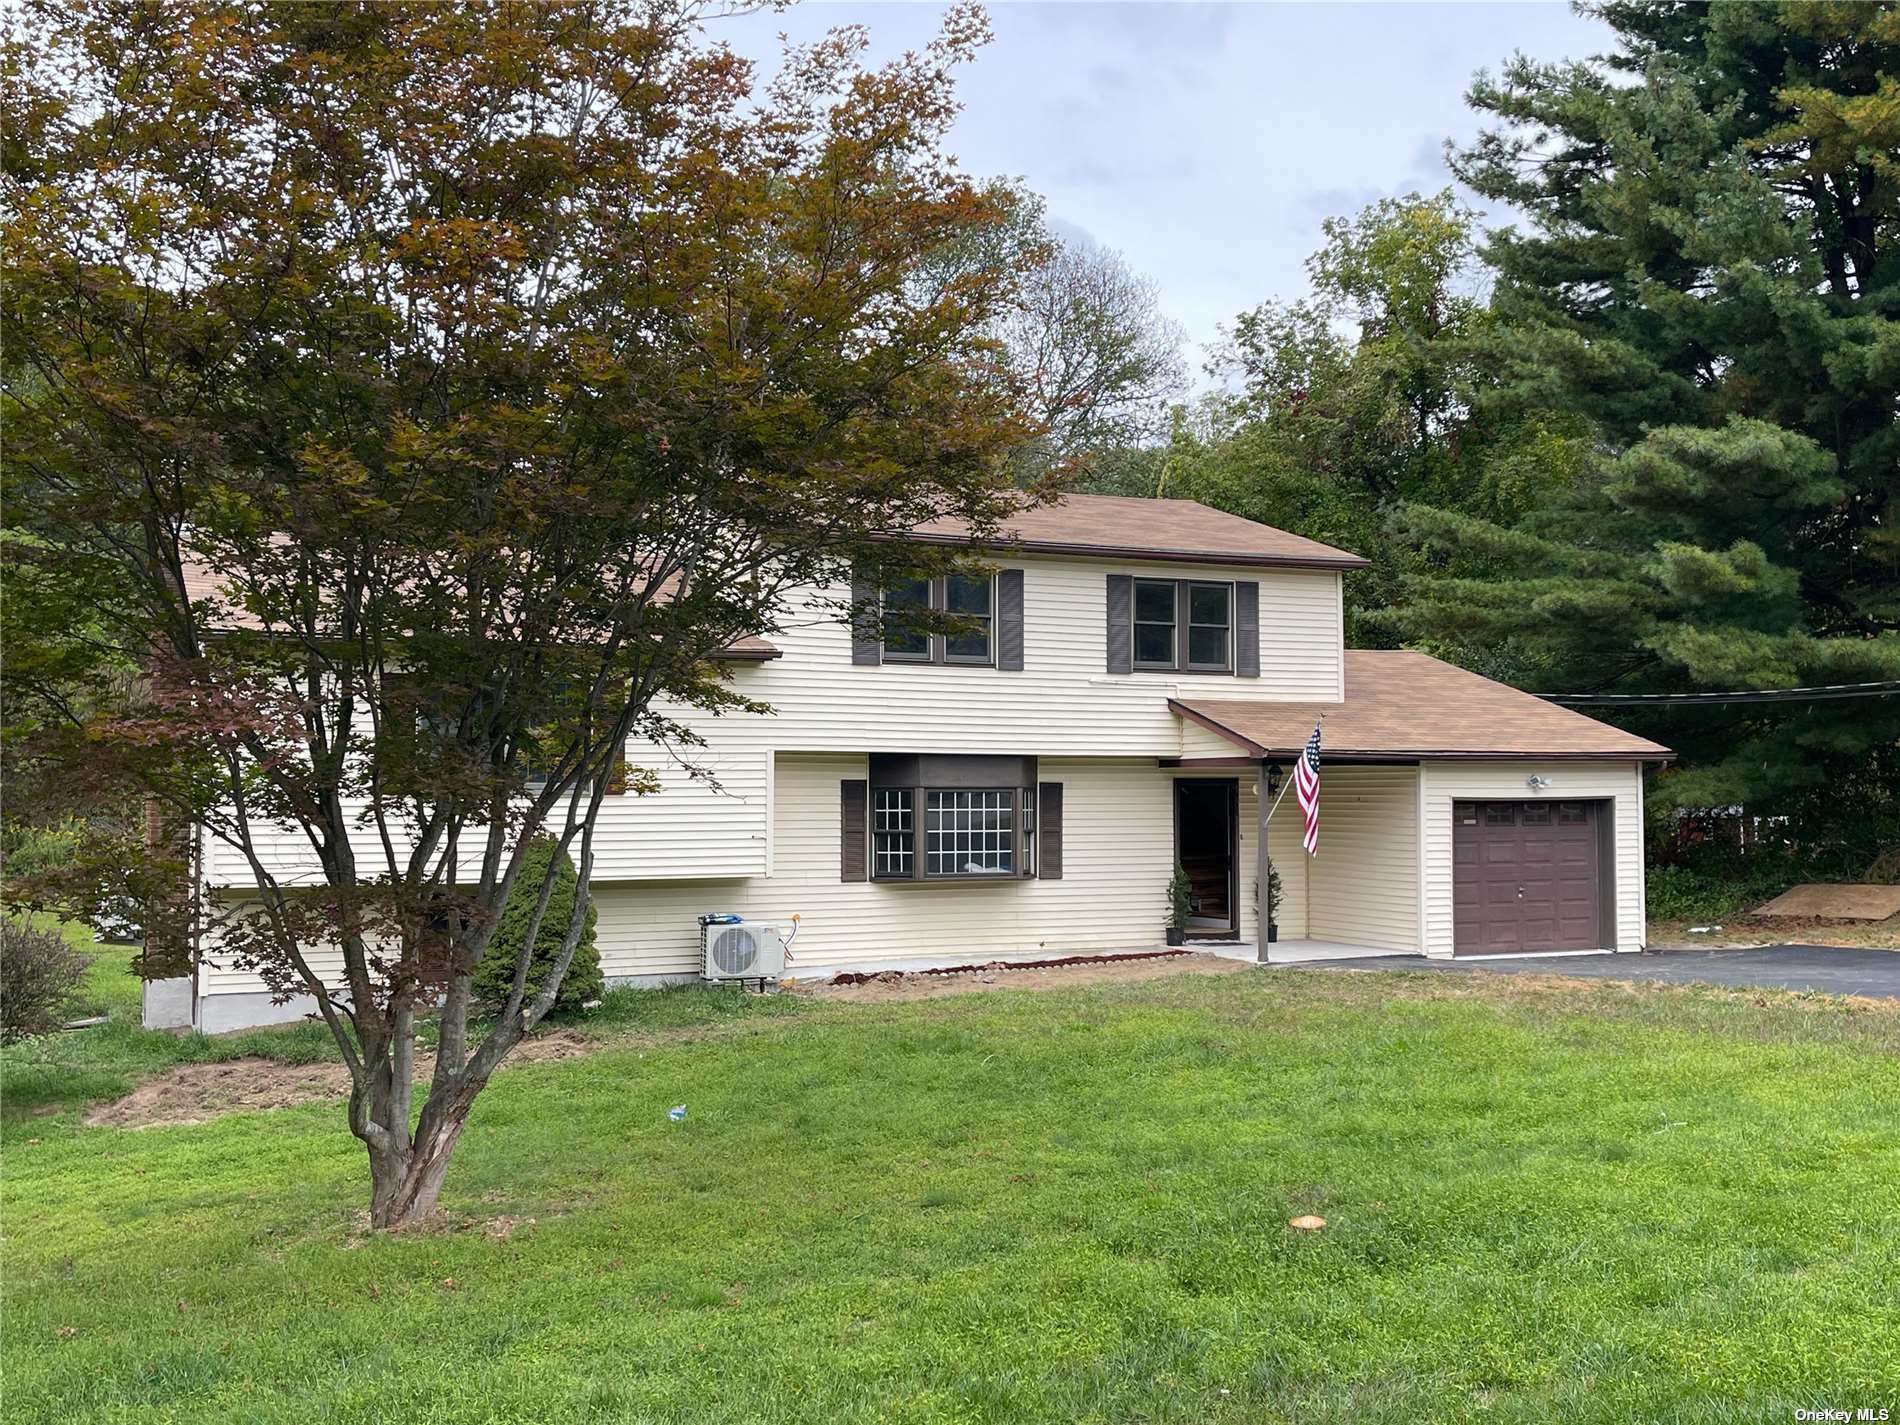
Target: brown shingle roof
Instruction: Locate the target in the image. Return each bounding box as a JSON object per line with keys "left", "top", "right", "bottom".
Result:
{"left": 177, "top": 560, "right": 780, "bottom": 661}
{"left": 905, "top": 493, "right": 1367, "bottom": 570}
{"left": 1174, "top": 651, "right": 1672, "bottom": 761}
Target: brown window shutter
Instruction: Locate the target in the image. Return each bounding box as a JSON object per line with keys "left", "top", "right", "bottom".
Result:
{"left": 1037, "top": 782, "right": 1063, "bottom": 879}
{"left": 997, "top": 568, "right": 1025, "bottom": 670}
{"left": 840, "top": 779, "right": 868, "bottom": 881}
{"left": 850, "top": 572, "right": 882, "bottom": 666}
{"left": 1105, "top": 575, "right": 1132, "bottom": 674}
{"left": 1235, "top": 580, "right": 1260, "bottom": 677}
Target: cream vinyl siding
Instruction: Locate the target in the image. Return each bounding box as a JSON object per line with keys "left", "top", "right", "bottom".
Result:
{"left": 1178, "top": 718, "right": 1247, "bottom": 759}
{"left": 197, "top": 894, "right": 349, "bottom": 997}
{"left": 201, "top": 555, "right": 1342, "bottom": 891}
{"left": 725, "top": 557, "right": 1343, "bottom": 757}
{"left": 1263, "top": 773, "right": 1310, "bottom": 940}
{"left": 200, "top": 750, "right": 769, "bottom": 891}
{"left": 582, "top": 755, "right": 1266, "bottom": 980}
{"left": 1419, "top": 760, "right": 1647, "bottom": 956}
{"left": 1303, "top": 766, "right": 1420, "bottom": 952}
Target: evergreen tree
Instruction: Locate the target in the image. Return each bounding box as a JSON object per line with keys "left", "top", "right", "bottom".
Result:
{"left": 1390, "top": 1, "right": 1899, "bottom": 843}
{"left": 473, "top": 840, "right": 602, "bottom": 1017}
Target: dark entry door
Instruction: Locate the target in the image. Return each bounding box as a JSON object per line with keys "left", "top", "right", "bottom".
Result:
{"left": 1175, "top": 779, "right": 1237, "bottom": 937}
{"left": 1453, "top": 801, "right": 1602, "bottom": 954}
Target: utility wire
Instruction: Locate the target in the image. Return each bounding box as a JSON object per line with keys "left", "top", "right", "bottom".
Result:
{"left": 1542, "top": 680, "right": 1900, "bottom": 708}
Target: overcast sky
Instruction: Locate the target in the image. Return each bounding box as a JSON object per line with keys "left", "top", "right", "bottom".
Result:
{"left": 712, "top": 1, "right": 1616, "bottom": 362}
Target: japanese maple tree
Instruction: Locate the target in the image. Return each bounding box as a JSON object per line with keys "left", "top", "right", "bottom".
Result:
{"left": 2, "top": 0, "right": 1039, "bottom": 1226}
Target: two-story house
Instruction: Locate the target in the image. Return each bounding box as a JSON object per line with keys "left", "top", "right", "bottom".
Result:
{"left": 158, "top": 494, "right": 1670, "bottom": 1033}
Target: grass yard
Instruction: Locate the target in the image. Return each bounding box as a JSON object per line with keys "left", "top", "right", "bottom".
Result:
{"left": 4, "top": 964, "right": 1897, "bottom": 1424}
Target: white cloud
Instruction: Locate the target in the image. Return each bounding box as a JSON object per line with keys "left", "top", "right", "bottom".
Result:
{"left": 709, "top": 1, "right": 1613, "bottom": 361}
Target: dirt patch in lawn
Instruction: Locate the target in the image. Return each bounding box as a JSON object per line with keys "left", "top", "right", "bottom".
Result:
{"left": 799, "top": 950, "right": 1253, "bottom": 1003}
{"left": 83, "top": 1029, "right": 597, "bottom": 1130}
{"left": 1754, "top": 884, "right": 1900, "bottom": 921}
{"left": 1651, "top": 915, "right": 1900, "bottom": 951}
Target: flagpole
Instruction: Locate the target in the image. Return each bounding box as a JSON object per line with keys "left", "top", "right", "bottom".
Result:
{"left": 1258, "top": 715, "right": 1322, "bottom": 966}
{"left": 1257, "top": 759, "right": 1299, "bottom": 966}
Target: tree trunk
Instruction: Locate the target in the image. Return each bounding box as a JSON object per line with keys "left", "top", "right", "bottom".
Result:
{"left": 367, "top": 1114, "right": 469, "bottom": 1229}
{"left": 360, "top": 1016, "right": 480, "bottom": 1231}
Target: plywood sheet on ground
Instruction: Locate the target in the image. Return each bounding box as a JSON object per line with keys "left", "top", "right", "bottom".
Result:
{"left": 1754, "top": 884, "right": 1900, "bottom": 921}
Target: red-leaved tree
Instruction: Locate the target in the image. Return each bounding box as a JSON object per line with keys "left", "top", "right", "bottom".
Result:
{"left": 2, "top": 0, "right": 1043, "bottom": 1226}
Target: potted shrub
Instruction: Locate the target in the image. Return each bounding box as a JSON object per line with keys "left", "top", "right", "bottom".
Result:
{"left": 1165, "top": 864, "right": 1191, "bottom": 946}
{"left": 1266, "top": 864, "right": 1282, "bottom": 944}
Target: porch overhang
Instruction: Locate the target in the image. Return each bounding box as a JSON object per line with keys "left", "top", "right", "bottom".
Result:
{"left": 1169, "top": 650, "right": 1674, "bottom": 763}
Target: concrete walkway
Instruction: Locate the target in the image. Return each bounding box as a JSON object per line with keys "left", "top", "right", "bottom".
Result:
{"left": 1298, "top": 944, "right": 1900, "bottom": 1000}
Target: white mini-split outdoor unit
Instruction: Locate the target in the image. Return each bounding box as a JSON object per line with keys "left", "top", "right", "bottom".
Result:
{"left": 700, "top": 919, "right": 791, "bottom": 982}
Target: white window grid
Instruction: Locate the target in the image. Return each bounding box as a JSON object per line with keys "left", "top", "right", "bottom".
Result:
{"left": 873, "top": 789, "right": 914, "bottom": 877}
{"left": 926, "top": 790, "right": 1014, "bottom": 875}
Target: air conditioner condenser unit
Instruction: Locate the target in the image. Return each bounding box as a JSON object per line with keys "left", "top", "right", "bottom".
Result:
{"left": 700, "top": 918, "right": 790, "bottom": 982}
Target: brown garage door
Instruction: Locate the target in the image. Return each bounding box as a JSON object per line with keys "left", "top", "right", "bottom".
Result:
{"left": 1453, "top": 801, "right": 1602, "bottom": 955}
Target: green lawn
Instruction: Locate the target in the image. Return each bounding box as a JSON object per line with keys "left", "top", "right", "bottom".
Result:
{"left": 2, "top": 925, "right": 798, "bottom": 1123}
{"left": 0, "top": 928, "right": 347, "bottom": 1120}
{"left": 4, "top": 964, "right": 1896, "bottom": 1424}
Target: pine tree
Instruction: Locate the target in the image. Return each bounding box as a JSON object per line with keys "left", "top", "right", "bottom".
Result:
{"left": 1390, "top": 1, "right": 1899, "bottom": 844}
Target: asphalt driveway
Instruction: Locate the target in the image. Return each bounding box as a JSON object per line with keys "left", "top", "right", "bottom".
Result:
{"left": 1305, "top": 944, "right": 1900, "bottom": 999}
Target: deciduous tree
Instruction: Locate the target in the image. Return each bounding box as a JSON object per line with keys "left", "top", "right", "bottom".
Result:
{"left": 1157, "top": 191, "right": 1520, "bottom": 644}
{"left": 2, "top": 0, "right": 1037, "bottom": 1225}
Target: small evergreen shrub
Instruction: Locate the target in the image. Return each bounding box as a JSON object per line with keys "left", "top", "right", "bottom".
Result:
{"left": 0, "top": 918, "right": 91, "bottom": 1042}
{"left": 1166, "top": 864, "right": 1192, "bottom": 931}
{"left": 472, "top": 840, "right": 603, "bottom": 1015}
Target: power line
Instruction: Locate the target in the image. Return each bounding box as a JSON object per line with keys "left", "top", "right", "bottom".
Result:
{"left": 1543, "top": 680, "right": 1900, "bottom": 708}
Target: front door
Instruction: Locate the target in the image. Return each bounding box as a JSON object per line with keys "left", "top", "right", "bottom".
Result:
{"left": 1175, "top": 779, "right": 1238, "bottom": 939}
{"left": 1453, "top": 800, "right": 1603, "bottom": 954}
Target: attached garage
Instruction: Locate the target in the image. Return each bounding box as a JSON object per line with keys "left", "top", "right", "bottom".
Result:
{"left": 1171, "top": 652, "right": 1668, "bottom": 959}
{"left": 1453, "top": 800, "right": 1607, "bottom": 955}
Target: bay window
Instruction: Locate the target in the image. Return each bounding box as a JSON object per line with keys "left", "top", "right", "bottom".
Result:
{"left": 925, "top": 789, "right": 1016, "bottom": 875}
{"left": 867, "top": 754, "right": 1034, "bottom": 882}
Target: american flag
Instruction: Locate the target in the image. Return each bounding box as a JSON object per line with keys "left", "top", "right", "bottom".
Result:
{"left": 1294, "top": 721, "right": 1322, "bottom": 855}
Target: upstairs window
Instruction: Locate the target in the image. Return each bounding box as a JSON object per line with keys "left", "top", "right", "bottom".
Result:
{"left": 882, "top": 578, "right": 933, "bottom": 661}
{"left": 942, "top": 575, "right": 994, "bottom": 663}
{"left": 1133, "top": 579, "right": 1177, "bottom": 668}
{"left": 1130, "top": 579, "right": 1233, "bottom": 674}
{"left": 1186, "top": 582, "right": 1232, "bottom": 671}
{"left": 882, "top": 574, "right": 994, "bottom": 666}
